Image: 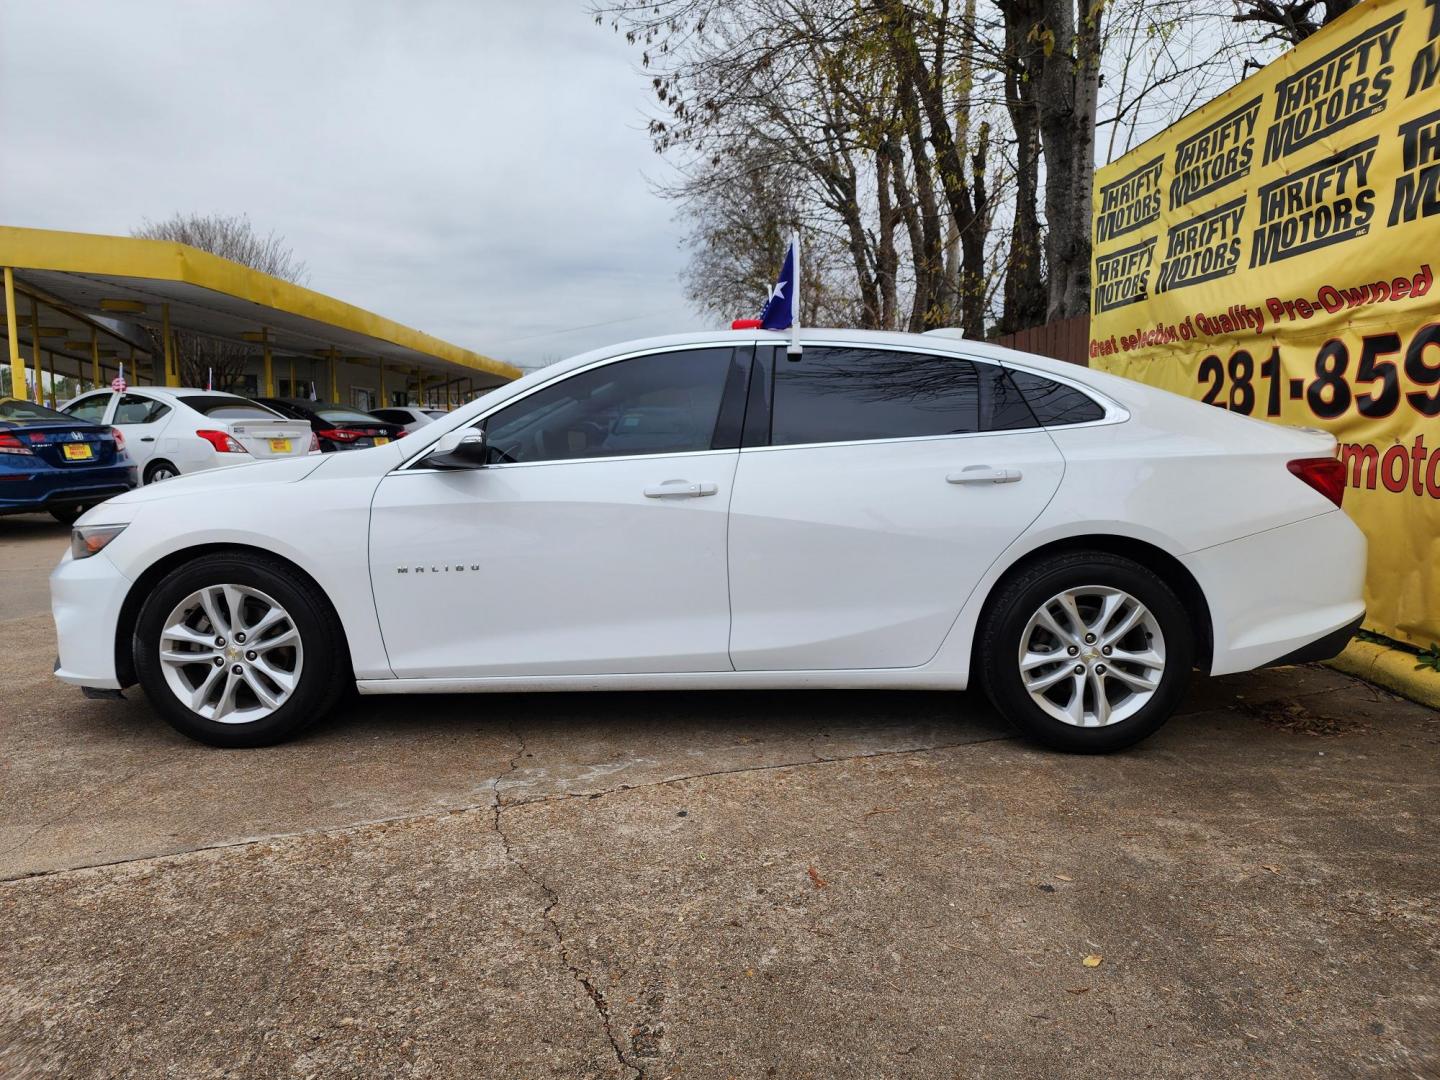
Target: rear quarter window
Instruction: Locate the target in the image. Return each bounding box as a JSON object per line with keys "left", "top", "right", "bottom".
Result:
{"left": 1005, "top": 369, "right": 1106, "bottom": 426}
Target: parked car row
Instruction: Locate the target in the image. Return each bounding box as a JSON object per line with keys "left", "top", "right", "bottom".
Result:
{"left": 0, "top": 386, "right": 432, "bottom": 521}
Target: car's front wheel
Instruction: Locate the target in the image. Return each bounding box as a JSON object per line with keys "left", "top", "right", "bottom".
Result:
{"left": 49, "top": 504, "right": 88, "bottom": 526}
{"left": 133, "top": 553, "right": 348, "bottom": 747}
{"left": 977, "top": 551, "right": 1194, "bottom": 753}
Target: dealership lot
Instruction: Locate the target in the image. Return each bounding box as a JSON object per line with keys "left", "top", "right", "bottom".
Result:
{"left": 1, "top": 518, "right": 1437, "bottom": 1078}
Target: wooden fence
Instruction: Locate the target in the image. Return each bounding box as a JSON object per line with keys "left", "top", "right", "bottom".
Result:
{"left": 990, "top": 314, "right": 1090, "bottom": 366}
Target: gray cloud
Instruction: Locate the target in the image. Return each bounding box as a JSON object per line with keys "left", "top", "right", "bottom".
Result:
{"left": 0, "top": 0, "right": 710, "bottom": 367}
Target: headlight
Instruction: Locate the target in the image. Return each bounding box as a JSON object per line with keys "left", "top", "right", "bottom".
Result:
{"left": 71, "top": 524, "right": 127, "bottom": 560}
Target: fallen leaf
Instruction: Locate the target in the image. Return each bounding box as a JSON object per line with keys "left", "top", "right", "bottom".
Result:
{"left": 865, "top": 806, "right": 899, "bottom": 817}
{"left": 807, "top": 865, "right": 829, "bottom": 889}
{"left": 1082, "top": 954, "right": 1104, "bottom": 968}
{"left": 1262, "top": 865, "right": 1281, "bottom": 874}
{"left": 1056, "top": 874, "right": 1074, "bottom": 882}
{"left": 1065, "top": 986, "right": 1091, "bottom": 994}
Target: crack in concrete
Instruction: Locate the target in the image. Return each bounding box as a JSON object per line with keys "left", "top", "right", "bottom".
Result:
{"left": 502, "top": 734, "right": 1014, "bottom": 812}
{"left": 0, "top": 732, "right": 1015, "bottom": 885}
{"left": 489, "top": 721, "right": 644, "bottom": 1080}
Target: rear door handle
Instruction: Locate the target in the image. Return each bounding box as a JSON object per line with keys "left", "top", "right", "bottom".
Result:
{"left": 947, "top": 466, "right": 1021, "bottom": 485}
{"left": 644, "top": 480, "right": 719, "bottom": 498}
{"left": 140, "top": 436, "right": 155, "bottom": 442}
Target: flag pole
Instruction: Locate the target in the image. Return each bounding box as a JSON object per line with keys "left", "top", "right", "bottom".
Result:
{"left": 788, "top": 229, "right": 802, "bottom": 356}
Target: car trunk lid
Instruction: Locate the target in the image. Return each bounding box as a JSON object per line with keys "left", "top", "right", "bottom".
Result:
{"left": 222, "top": 418, "right": 314, "bottom": 459}
{"left": 1, "top": 422, "right": 120, "bottom": 468}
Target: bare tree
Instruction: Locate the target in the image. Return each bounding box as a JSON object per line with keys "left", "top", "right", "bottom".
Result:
{"left": 131, "top": 213, "right": 307, "bottom": 389}
{"left": 598, "top": 0, "right": 1290, "bottom": 337}
{"left": 1233, "top": 0, "right": 1359, "bottom": 45}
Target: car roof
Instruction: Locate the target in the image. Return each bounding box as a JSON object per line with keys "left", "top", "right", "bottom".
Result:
{"left": 521, "top": 327, "right": 1089, "bottom": 382}
{"left": 80, "top": 386, "right": 248, "bottom": 401}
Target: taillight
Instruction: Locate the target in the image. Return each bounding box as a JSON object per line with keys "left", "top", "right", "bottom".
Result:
{"left": 317, "top": 427, "right": 360, "bottom": 441}
{"left": 110, "top": 427, "right": 126, "bottom": 451}
{"left": 195, "top": 429, "right": 249, "bottom": 454}
{"left": 1288, "top": 457, "right": 1346, "bottom": 508}
{"left": 394, "top": 429, "right": 407, "bottom": 438}
{"left": 0, "top": 432, "right": 34, "bottom": 456}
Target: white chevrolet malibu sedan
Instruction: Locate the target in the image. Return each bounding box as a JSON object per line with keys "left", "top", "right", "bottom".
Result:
{"left": 51, "top": 329, "right": 1365, "bottom": 752}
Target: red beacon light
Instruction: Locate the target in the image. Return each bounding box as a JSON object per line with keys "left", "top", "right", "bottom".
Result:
{"left": 730, "top": 319, "right": 763, "bottom": 330}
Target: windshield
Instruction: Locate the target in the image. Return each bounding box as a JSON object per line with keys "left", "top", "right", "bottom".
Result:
{"left": 182, "top": 395, "right": 285, "bottom": 419}
{"left": 0, "top": 398, "right": 79, "bottom": 424}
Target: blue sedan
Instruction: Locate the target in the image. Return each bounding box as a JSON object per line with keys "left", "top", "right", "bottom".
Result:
{"left": 0, "top": 397, "right": 137, "bottom": 524}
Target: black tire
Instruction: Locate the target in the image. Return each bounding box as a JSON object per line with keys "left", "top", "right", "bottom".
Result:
{"left": 977, "top": 551, "right": 1194, "bottom": 753}
{"left": 49, "top": 504, "right": 88, "bottom": 526}
{"left": 133, "top": 552, "right": 350, "bottom": 747}
{"left": 144, "top": 460, "right": 179, "bottom": 484}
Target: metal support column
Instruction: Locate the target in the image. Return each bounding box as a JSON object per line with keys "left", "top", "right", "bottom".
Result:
{"left": 3, "top": 268, "right": 25, "bottom": 401}
{"left": 262, "top": 328, "right": 274, "bottom": 397}
{"left": 29, "top": 297, "right": 43, "bottom": 402}
{"left": 91, "top": 328, "right": 100, "bottom": 387}
{"left": 162, "top": 303, "right": 179, "bottom": 387}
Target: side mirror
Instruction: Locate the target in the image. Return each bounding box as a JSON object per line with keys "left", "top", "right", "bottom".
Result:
{"left": 427, "top": 428, "right": 488, "bottom": 470}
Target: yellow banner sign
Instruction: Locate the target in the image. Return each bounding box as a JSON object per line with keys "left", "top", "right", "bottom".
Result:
{"left": 1090, "top": 0, "right": 1440, "bottom": 647}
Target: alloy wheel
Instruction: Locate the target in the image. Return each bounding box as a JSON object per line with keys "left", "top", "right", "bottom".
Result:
{"left": 1017, "top": 586, "right": 1166, "bottom": 728}
{"left": 157, "top": 584, "right": 304, "bottom": 723}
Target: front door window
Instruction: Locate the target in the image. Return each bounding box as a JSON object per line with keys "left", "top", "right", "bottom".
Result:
{"left": 482, "top": 348, "right": 740, "bottom": 465}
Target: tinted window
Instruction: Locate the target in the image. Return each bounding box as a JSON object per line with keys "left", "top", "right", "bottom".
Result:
{"left": 3, "top": 398, "right": 78, "bottom": 423}
{"left": 770, "top": 347, "right": 979, "bottom": 446}
{"left": 180, "top": 395, "right": 282, "bottom": 419}
{"left": 114, "top": 394, "right": 171, "bottom": 425}
{"left": 314, "top": 406, "right": 382, "bottom": 424}
{"left": 372, "top": 409, "right": 413, "bottom": 425}
{"left": 981, "top": 364, "right": 1039, "bottom": 431}
{"left": 484, "top": 348, "right": 734, "bottom": 464}
{"left": 63, "top": 394, "right": 111, "bottom": 423}
{"left": 1007, "top": 369, "right": 1106, "bottom": 426}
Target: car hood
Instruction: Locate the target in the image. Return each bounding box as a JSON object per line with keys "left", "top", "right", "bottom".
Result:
{"left": 107, "top": 454, "right": 330, "bottom": 506}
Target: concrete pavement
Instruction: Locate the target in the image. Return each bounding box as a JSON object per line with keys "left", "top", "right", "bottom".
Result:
{"left": 1, "top": 518, "right": 1437, "bottom": 1078}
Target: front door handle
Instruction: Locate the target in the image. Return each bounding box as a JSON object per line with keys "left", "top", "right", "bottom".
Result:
{"left": 947, "top": 466, "right": 1022, "bottom": 485}
{"left": 644, "top": 479, "right": 719, "bottom": 498}
{"left": 140, "top": 436, "right": 155, "bottom": 442}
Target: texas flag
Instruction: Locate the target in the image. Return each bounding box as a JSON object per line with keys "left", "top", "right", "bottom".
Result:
{"left": 759, "top": 237, "right": 798, "bottom": 331}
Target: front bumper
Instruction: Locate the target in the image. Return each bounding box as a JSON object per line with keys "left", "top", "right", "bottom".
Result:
{"left": 51, "top": 549, "right": 133, "bottom": 690}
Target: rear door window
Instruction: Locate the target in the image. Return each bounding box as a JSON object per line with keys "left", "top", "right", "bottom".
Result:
{"left": 769, "top": 347, "right": 980, "bottom": 447}
{"left": 113, "top": 394, "right": 171, "bottom": 425}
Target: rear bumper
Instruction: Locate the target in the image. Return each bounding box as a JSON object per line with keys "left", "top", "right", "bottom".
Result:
{"left": 1263, "top": 613, "right": 1364, "bottom": 668}
{"left": 0, "top": 465, "right": 137, "bottom": 515}
{"left": 1181, "top": 510, "right": 1367, "bottom": 676}
{"left": 51, "top": 550, "right": 132, "bottom": 690}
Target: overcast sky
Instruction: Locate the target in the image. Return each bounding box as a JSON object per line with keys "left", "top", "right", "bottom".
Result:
{"left": 0, "top": 1, "right": 702, "bottom": 368}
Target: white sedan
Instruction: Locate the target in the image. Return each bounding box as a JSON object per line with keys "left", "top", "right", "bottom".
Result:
{"left": 369, "top": 406, "right": 444, "bottom": 434}
{"left": 51, "top": 329, "right": 1365, "bottom": 752}
{"left": 62, "top": 387, "right": 315, "bottom": 484}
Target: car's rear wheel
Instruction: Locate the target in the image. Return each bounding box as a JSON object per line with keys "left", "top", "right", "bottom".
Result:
{"left": 49, "top": 504, "right": 88, "bottom": 525}
{"left": 977, "top": 552, "right": 1194, "bottom": 753}
{"left": 133, "top": 553, "right": 348, "bottom": 747}
{"left": 144, "top": 460, "right": 179, "bottom": 484}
